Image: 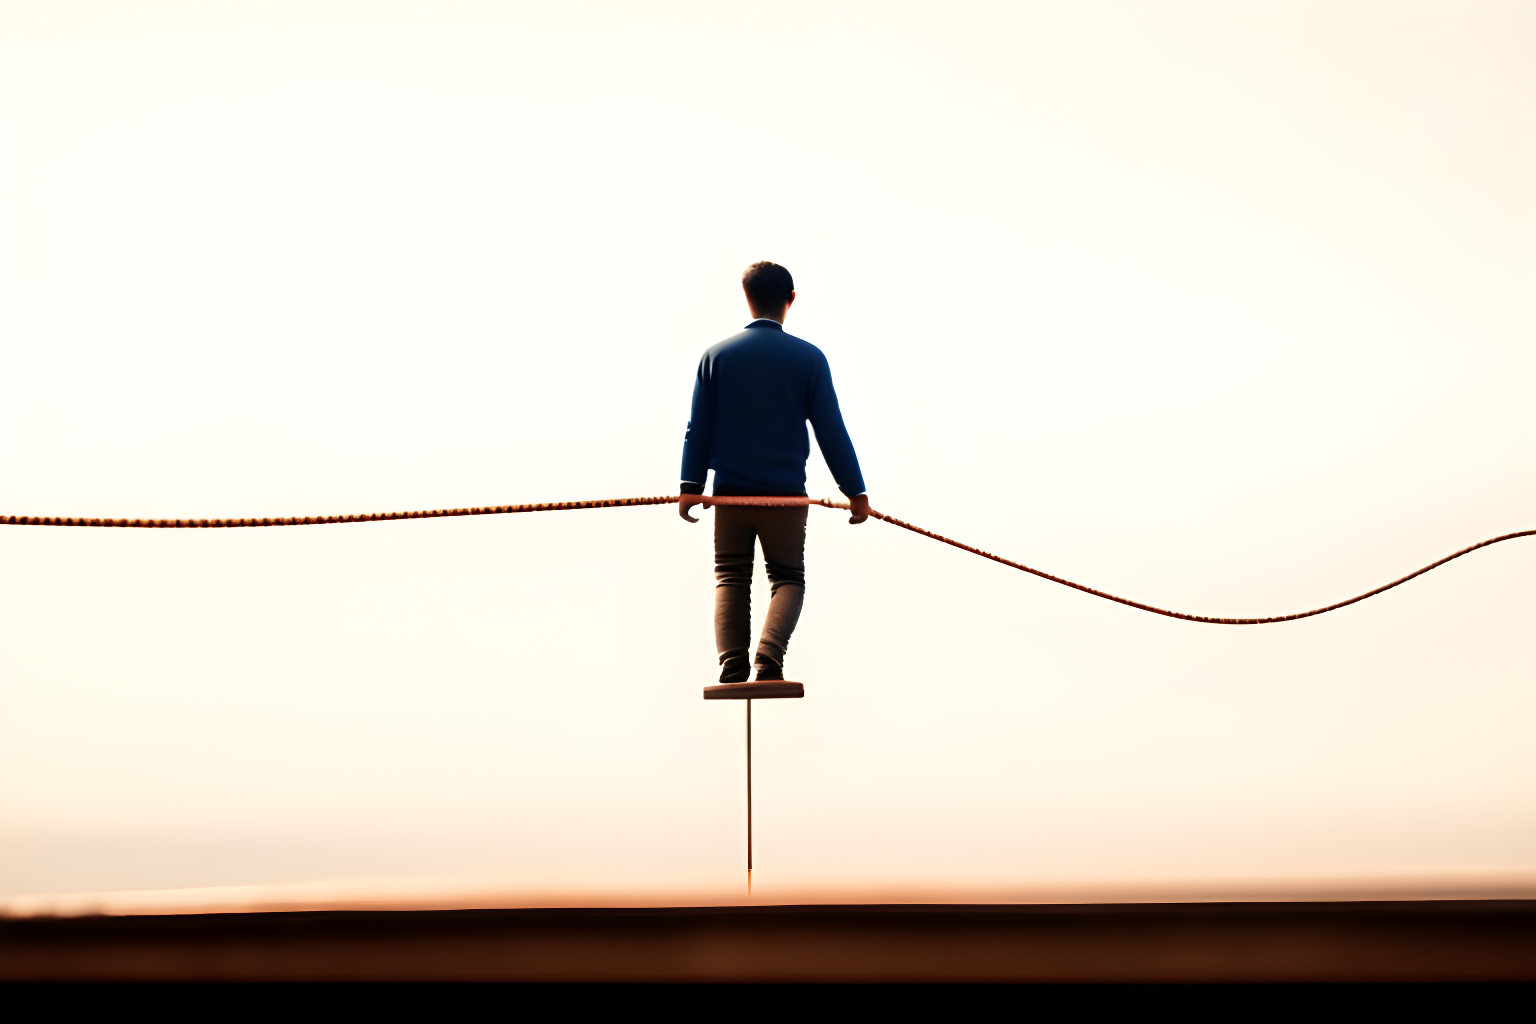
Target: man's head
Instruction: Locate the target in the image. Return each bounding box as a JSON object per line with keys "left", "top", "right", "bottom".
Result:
{"left": 742, "top": 261, "right": 795, "bottom": 322}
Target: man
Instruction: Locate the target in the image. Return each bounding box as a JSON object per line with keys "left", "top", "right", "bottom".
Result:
{"left": 679, "top": 261, "right": 871, "bottom": 683}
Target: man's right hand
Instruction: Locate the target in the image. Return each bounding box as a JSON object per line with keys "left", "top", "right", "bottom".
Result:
{"left": 849, "top": 494, "right": 871, "bottom": 525}
{"left": 679, "top": 493, "right": 706, "bottom": 523}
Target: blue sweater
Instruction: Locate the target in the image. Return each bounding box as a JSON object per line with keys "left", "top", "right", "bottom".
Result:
{"left": 680, "top": 321, "right": 866, "bottom": 498}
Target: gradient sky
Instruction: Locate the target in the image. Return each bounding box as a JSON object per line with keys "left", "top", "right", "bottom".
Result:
{"left": 1, "top": 0, "right": 1532, "bottom": 905}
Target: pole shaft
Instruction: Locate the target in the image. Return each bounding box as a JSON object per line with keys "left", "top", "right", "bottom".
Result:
{"left": 746, "top": 699, "right": 753, "bottom": 875}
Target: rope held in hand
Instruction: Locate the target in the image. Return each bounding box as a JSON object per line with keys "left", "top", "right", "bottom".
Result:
{"left": 4, "top": 495, "right": 1530, "bottom": 626}
{"left": 0, "top": 496, "right": 677, "bottom": 530}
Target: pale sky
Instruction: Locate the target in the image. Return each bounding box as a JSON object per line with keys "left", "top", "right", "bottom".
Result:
{"left": 1, "top": 1, "right": 1532, "bottom": 908}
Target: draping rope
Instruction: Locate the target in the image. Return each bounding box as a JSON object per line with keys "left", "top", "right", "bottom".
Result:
{"left": 4, "top": 495, "right": 1530, "bottom": 625}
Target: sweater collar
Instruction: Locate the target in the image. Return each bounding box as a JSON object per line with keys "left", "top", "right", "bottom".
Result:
{"left": 745, "top": 318, "right": 783, "bottom": 330}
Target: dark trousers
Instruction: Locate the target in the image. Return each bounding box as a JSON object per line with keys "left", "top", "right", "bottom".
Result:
{"left": 714, "top": 504, "right": 807, "bottom": 682}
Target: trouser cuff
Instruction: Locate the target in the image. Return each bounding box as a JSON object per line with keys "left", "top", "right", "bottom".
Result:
{"left": 718, "top": 649, "right": 750, "bottom": 684}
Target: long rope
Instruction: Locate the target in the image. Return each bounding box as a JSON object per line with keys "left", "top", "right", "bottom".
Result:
{"left": 4, "top": 495, "right": 1530, "bottom": 626}
{"left": 865, "top": 510, "right": 1534, "bottom": 625}
{"left": 0, "top": 496, "right": 677, "bottom": 529}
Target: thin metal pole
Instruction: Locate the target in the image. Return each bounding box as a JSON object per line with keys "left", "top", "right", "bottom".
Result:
{"left": 746, "top": 699, "right": 753, "bottom": 892}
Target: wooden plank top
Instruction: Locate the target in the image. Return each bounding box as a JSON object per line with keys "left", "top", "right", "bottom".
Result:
{"left": 703, "top": 682, "right": 804, "bottom": 700}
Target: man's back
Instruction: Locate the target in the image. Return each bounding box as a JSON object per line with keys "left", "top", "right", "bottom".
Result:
{"left": 677, "top": 261, "right": 869, "bottom": 685}
{"left": 680, "top": 320, "right": 864, "bottom": 498}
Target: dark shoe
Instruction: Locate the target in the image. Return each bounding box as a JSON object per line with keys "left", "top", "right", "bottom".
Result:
{"left": 754, "top": 661, "right": 784, "bottom": 682}
{"left": 719, "top": 651, "right": 750, "bottom": 684}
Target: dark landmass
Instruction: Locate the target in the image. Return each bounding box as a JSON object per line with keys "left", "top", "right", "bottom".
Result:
{"left": 3, "top": 900, "right": 1531, "bottom": 981}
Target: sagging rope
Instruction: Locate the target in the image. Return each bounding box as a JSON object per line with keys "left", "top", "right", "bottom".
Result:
{"left": 3, "top": 496, "right": 1531, "bottom": 626}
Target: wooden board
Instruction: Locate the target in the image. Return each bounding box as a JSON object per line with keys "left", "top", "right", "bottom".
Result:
{"left": 703, "top": 682, "right": 804, "bottom": 700}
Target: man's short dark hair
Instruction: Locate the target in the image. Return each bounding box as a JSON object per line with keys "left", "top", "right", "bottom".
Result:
{"left": 742, "top": 261, "right": 794, "bottom": 310}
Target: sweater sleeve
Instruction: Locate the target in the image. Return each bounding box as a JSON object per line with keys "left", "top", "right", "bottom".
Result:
{"left": 807, "top": 354, "right": 866, "bottom": 497}
{"left": 679, "top": 355, "right": 715, "bottom": 492}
